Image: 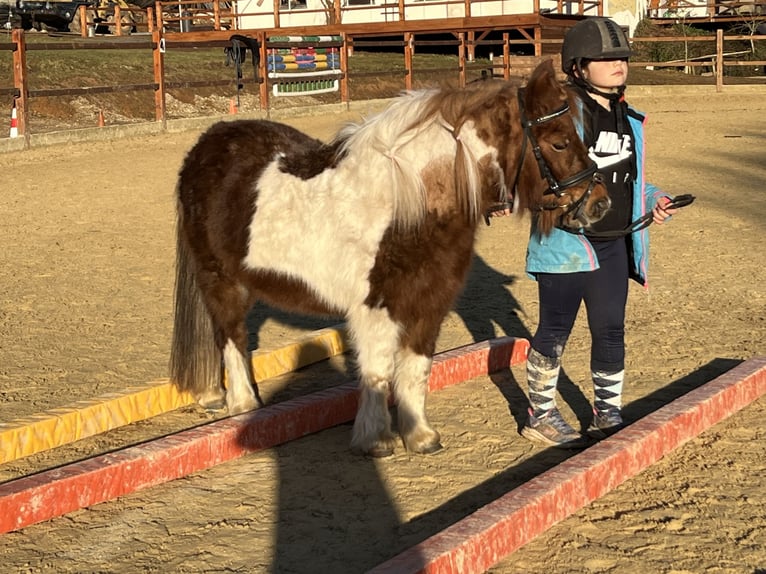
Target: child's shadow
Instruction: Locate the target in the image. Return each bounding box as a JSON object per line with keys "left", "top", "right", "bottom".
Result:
{"left": 456, "top": 254, "right": 592, "bottom": 431}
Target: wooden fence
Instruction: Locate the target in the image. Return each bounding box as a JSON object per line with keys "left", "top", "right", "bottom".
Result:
{"left": 1, "top": 27, "right": 764, "bottom": 145}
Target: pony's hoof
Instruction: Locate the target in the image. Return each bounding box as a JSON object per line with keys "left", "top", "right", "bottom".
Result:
{"left": 414, "top": 442, "right": 443, "bottom": 455}
{"left": 202, "top": 400, "right": 226, "bottom": 413}
{"left": 403, "top": 428, "right": 442, "bottom": 454}
{"left": 197, "top": 390, "right": 227, "bottom": 411}
{"left": 351, "top": 434, "right": 397, "bottom": 458}
{"left": 227, "top": 397, "right": 260, "bottom": 415}
{"left": 367, "top": 444, "right": 396, "bottom": 458}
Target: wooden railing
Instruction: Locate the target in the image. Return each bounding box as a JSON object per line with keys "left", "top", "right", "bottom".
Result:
{"left": 648, "top": 0, "right": 766, "bottom": 18}
{"left": 61, "top": 0, "right": 605, "bottom": 38}
{"left": 2, "top": 26, "right": 764, "bottom": 145}
{"left": 631, "top": 29, "right": 766, "bottom": 88}
{"left": 73, "top": 5, "right": 156, "bottom": 36}
{"left": 151, "top": 0, "right": 602, "bottom": 35}
{"left": 43, "top": 0, "right": 766, "bottom": 38}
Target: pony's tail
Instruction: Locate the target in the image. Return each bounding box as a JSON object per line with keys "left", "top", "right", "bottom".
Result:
{"left": 169, "top": 208, "right": 221, "bottom": 399}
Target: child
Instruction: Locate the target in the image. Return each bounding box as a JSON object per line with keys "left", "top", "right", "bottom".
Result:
{"left": 520, "top": 17, "right": 679, "bottom": 448}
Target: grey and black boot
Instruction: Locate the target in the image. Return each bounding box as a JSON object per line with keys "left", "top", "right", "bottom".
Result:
{"left": 520, "top": 348, "right": 588, "bottom": 449}
{"left": 587, "top": 369, "right": 625, "bottom": 439}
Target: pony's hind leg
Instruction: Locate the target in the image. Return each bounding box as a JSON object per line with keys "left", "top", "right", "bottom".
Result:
{"left": 222, "top": 338, "right": 263, "bottom": 415}
{"left": 206, "top": 281, "right": 263, "bottom": 415}
{"left": 348, "top": 307, "right": 400, "bottom": 457}
{"left": 393, "top": 348, "right": 442, "bottom": 454}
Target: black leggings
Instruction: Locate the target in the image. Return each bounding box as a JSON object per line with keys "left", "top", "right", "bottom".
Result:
{"left": 530, "top": 238, "right": 629, "bottom": 373}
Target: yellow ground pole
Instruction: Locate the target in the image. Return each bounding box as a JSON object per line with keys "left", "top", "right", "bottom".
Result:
{"left": 0, "top": 325, "right": 348, "bottom": 465}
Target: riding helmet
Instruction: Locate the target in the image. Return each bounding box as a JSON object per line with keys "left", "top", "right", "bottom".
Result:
{"left": 561, "top": 17, "right": 632, "bottom": 76}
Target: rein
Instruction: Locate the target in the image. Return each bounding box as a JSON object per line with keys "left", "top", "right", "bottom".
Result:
{"left": 484, "top": 88, "right": 601, "bottom": 226}
{"left": 560, "top": 193, "right": 696, "bottom": 239}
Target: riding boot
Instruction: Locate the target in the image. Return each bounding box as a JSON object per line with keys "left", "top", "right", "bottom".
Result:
{"left": 526, "top": 348, "right": 561, "bottom": 417}
{"left": 587, "top": 368, "right": 625, "bottom": 438}
{"left": 520, "top": 348, "right": 587, "bottom": 448}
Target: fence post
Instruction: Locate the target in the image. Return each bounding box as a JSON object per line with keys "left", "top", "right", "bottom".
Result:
{"left": 503, "top": 32, "right": 510, "bottom": 80}
{"left": 11, "top": 29, "right": 29, "bottom": 147}
{"left": 534, "top": 25, "right": 542, "bottom": 56}
{"left": 716, "top": 28, "right": 723, "bottom": 92}
{"left": 404, "top": 32, "right": 413, "bottom": 92}
{"left": 114, "top": 5, "right": 122, "bottom": 36}
{"left": 340, "top": 32, "right": 349, "bottom": 106}
{"left": 458, "top": 32, "right": 466, "bottom": 87}
{"left": 274, "top": 0, "right": 281, "bottom": 29}
{"left": 152, "top": 29, "right": 167, "bottom": 128}
{"left": 78, "top": 5, "right": 88, "bottom": 37}
{"left": 154, "top": 1, "right": 163, "bottom": 32}
{"left": 213, "top": 0, "right": 221, "bottom": 30}
{"left": 258, "top": 31, "right": 268, "bottom": 111}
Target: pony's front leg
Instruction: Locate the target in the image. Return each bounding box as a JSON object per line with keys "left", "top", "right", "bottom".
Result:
{"left": 352, "top": 374, "right": 397, "bottom": 457}
{"left": 223, "top": 339, "right": 263, "bottom": 415}
{"left": 348, "top": 307, "right": 400, "bottom": 457}
{"left": 393, "top": 348, "right": 442, "bottom": 454}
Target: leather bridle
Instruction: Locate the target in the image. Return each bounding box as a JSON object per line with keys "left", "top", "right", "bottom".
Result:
{"left": 483, "top": 88, "right": 602, "bottom": 226}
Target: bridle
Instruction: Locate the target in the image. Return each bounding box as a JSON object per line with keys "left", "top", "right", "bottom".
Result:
{"left": 484, "top": 88, "right": 696, "bottom": 232}
{"left": 484, "top": 88, "right": 603, "bottom": 226}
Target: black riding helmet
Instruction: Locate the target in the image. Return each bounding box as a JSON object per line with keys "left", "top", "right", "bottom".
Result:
{"left": 561, "top": 17, "right": 631, "bottom": 99}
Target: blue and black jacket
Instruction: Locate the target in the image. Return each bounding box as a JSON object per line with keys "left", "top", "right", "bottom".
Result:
{"left": 525, "top": 94, "right": 667, "bottom": 287}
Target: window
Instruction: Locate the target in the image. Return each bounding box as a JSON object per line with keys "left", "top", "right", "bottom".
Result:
{"left": 280, "top": 0, "right": 308, "bottom": 10}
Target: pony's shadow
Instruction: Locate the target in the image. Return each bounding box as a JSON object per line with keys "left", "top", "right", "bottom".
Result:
{"left": 245, "top": 305, "right": 340, "bottom": 352}
{"left": 456, "top": 253, "right": 592, "bottom": 430}
{"left": 230, "top": 254, "right": 594, "bottom": 571}
{"left": 234, "top": 342, "right": 409, "bottom": 573}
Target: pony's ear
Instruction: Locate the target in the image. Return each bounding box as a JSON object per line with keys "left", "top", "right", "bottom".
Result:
{"left": 524, "top": 59, "right": 566, "bottom": 117}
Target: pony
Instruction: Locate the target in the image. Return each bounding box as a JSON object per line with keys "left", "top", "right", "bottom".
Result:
{"left": 170, "top": 59, "right": 610, "bottom": 457}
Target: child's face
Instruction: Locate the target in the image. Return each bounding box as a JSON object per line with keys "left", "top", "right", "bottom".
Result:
{"left": 582, "top": 59, "right": 629, "bottom": 92}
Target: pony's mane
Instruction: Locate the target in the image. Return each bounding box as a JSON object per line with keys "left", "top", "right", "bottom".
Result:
{"left": 418, "top": 81, "right": 513, "bottom": 222}
{"left": 332, "top": 91, "right": 440, "bottom": 228}
{"left": 331, "top": 84, "right": 508, "bottom": 228}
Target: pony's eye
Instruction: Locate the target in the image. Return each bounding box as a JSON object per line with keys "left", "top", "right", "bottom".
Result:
{"left": 552, "top": 139, "right": 570, "bottom": 152}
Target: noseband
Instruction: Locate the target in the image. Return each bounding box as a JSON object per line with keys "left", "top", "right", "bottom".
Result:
{"left": 485, "top": 89, "right": 601, "bottom": 226}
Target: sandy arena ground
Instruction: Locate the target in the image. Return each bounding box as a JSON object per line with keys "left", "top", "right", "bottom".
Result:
{"left": 0, "top": 85, "right": 764, "bottom": 573}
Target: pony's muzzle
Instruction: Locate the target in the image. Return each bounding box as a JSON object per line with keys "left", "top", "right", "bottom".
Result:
{"left": 590, "top": 196, "right": 611, "bottom": 220}
{"left": 580, "top": 173, "right": 610, "bottom": 225}
{"left": 558, "top": 173, "right": 609, "bottom": 229}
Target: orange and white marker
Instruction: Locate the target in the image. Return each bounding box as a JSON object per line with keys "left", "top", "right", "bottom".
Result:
{"left": 9, "top": 101, "right": 18, "bottom": 138}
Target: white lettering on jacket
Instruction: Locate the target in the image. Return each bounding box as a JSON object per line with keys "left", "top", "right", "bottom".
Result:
{"left": 589, "top": 132, "right": 633, "bottom": 170}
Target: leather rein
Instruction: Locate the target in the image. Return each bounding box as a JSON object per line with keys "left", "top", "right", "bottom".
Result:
{"left": 561, "top": 193, "right": 696, "bottom": 239}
